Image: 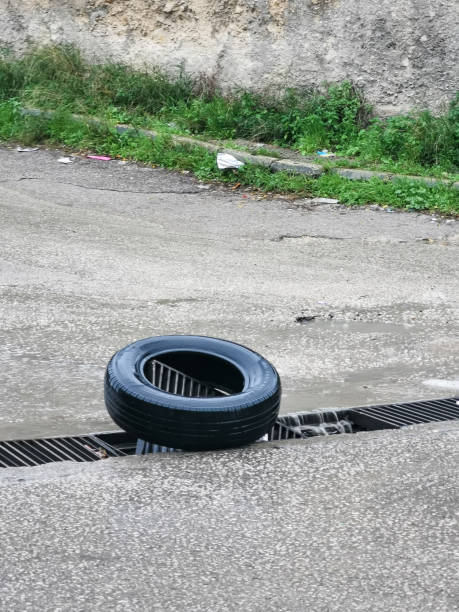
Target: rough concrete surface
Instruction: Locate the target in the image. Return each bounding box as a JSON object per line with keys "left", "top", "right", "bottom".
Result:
{"left": 1, "top": 0, "right": 458, "bottom": 113}
{"left": 0, "top": 145, "right": 458, "bottom": 440}
{"left": 0, "top": 421, "right": 458, "bottom": 611}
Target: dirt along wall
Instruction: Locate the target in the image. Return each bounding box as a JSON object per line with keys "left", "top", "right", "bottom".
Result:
{"left": 1, "top": 0, "right": 458, "bottom": 113}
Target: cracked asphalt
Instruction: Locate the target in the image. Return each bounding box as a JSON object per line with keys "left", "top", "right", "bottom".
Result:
{"left": 1, "top": 145, "right": 458, "bottom": 439}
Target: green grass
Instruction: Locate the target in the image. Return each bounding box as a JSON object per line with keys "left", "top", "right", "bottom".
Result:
{"left": 0, "top": 45, "right": 457, "bottom": 178}
{"left": 253, "top": 147, "right": 282, "bottom": 158}
{"left": 340, "top": 105, "right": 459, "bottom": 176}
{"left": 321, "top": 157, "right": 459, "bottom": 182}
{"left": 1, "top": 100, "right": 457, "bottom": 215}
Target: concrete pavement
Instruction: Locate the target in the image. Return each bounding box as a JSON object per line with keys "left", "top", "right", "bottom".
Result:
{"left": 1, "top": 145, "right": 459, "bottom": 612}
{"left": 0, "top": 421, "right": 458, "bottom": 611}
{"left": 0, "top": 144, "right": 458, "bottom": 439}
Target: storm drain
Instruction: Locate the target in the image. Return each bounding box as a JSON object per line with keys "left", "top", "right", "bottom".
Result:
{"left": 274, "top": 397, "right": 459, "bottom": 440}
{"left": 349, "top": 397, "right": 459, "bottom": 430}
{"left": 146, "top": 359, "right": 228, "bottom": 397}
{"left": 0, "top": 434, "right": 128, "bottom": 468}
{"left": 1, "top": 397, "right": 458, "bottom": 468}
{"left": 271, "top": 411, "right": 353, "bottom": 440}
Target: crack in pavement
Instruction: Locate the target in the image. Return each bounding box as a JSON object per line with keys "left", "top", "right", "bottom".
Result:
{"left": 271, "top": 234, "right": 458, "bottom": 244}
{"left": 0, "top": 177, "right": 204, "bottom": 195}
{"left": 272, "top": 234, "right": 346, "bottom": 242}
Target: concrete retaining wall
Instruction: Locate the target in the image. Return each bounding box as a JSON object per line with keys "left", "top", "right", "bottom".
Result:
{"left": 1, "top": 0, "right": 458, "bottom": 114}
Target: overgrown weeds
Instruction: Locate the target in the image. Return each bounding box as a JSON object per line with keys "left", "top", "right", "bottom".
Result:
{"left": 1, "top": 100, "right": 457, "bottom": 215}
{"left": 1, "top": 45, "right": 456, "bottom": 175}
{"left": 346, "top": 100, "right": 459, "bottom": 171}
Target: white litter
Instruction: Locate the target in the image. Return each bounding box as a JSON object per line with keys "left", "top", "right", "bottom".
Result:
{"left": 16, "top": 146, "right": 39, "bottom": 152}
{"left": 57, "top": 157, "right": 73, "bottom": 164}
{"left": 312, "top": 197, "right": 339, "bottom": 205}
{"left": 217, "top": 153, "right": 244, "bottom": 170}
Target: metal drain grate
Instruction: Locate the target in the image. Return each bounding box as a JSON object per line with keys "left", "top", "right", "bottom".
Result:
{"left": 274, "top": 410, "right": 353, "bottom": 439}
{"left": 349, "top": 397, "right": 459, "bottom": 430}
{"left": 269, "top": 421, "right": 303, "bottom": 441}
{"left": 0, "top": 434, "right": 127, "bottom": 468}
{"left": 146, "top": 359, "right": 228, "bottom": 397}
{"left": 1, "top": 397, "right": 457, "bottom": 468}
{"left": 135, "top": 439, "right": 182, "bottom": 454}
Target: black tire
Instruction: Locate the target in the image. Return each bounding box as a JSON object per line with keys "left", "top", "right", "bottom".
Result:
{"left": 104, "top": 335, "right": 281, "bottom": 450}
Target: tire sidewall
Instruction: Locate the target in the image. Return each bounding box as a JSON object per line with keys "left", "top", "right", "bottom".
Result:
{"left": 107, "top": 335, "right": 280, "bottom": 413}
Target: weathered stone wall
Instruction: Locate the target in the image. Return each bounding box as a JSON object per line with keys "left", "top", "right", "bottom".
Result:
{"left": 1, "top": 0, "right": 458, "bottom": 113}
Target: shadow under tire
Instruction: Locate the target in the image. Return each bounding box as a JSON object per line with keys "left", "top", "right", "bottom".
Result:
{"left": 104, "top": 335, "right": 281, "bottom": 451}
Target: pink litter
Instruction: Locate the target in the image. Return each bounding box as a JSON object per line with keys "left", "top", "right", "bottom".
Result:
{"left": 87, "top": 155, "right": 112, "bottom": 161}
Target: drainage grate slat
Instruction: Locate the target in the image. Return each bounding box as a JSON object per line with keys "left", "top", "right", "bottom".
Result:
{"left": 411, "top": 399, "right": 459, "bottom": 418}
{"left": 361, "top": 402, "right": 455, "bottom": 422}
{"left": 86, "top": 435, "right": 127, "bottom": 457}
{"left": 350, "top": 397, "right": 458, "bottom": 430}
{"left": 32, "top": 438, "right": 75, "bottom": 462}
{"left": 2, "top": 441, "right": 41, "bottom": 466}
{"left": 64, "top": 437, "right": 104, "bottom": 461}
{"left": 146, "top": 359, "right": 228, "bottom": 398}
{"left": 0, "top": 430, "right": 132, "bottom": 468}
{"left": 135, "top": 439, "right": 180, "bottom": 454}
{"left": 269, "top": 422, "right": 302, "bottom": 441}
{"left": 40, "top": 438, "right": 90, "bottom": 462}
{"left": 24, "top": 439, "right": 68, "bottom": 463}
{"left": 386, "top": 403, "right": 453, "bottom": 421}
{"left": 0, "top": 435, "right": 118, "bottom": 467}
{"left": 0, "top": 442, "right": 31, "bottom": 467}
{"left": 18, "top": 439, "right": 60, "bottom": 464}
{"left": 276, "top": 410, "right": 354, "bottom": 438}
{"left": 359, "top": 405, "right": 436, "bottom": 425}
{"left": 351, "top": 408, "right": 423, "bottom": 428}
{"left": 0, "top": 454, "right": 12, "bottom": 468}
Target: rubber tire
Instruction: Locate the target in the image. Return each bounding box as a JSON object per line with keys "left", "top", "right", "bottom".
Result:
{"left": 104, "top": 335, "right": 281, "bottom": 451}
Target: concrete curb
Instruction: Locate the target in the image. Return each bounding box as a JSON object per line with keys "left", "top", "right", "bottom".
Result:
{"left": 335, "top": 167, "right": 458, "bottom": 189}
{"left": 20, "top": 108, "right": 459, "bottom": 189}
{"left": 271, "top": 158, "right": 323, "bottom": 176}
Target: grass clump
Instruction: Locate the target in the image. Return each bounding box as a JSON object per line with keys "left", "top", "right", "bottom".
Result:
{"left": 1, "top": 99, "right": 457, "bottom": 215}
{"left": 344, "top": 97, "right": 459, "bottom": 173}
{"left": 0, "top": 45, "right": 195, "bottom": 117}
{"left": 0, "top": 45, "right": 457, "bottom": 177}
